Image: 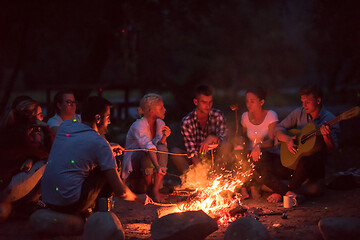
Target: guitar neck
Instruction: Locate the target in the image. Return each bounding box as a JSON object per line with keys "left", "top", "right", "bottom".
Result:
{"left": 305, "top": 115, "right": 341, "bottom": 139}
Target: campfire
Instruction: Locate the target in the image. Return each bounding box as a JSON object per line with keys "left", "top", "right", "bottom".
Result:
{"left": 160, "top": 151, "right": 258, "bottom": 225}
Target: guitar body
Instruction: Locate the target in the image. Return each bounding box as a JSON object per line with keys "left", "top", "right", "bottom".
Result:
{"left": 280, "top": 122, "right": 323, "bottom": 170}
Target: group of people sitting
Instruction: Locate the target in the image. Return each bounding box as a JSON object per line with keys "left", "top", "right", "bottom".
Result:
{"left": 0, "top": 84, "right": 339, "bottom": 222}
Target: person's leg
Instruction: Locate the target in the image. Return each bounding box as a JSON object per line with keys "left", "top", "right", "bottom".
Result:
{"left": 45, "top": 167, "right": 109, "bottom": 216}
{"left": 152, "top": 144, "right": 168, "bottom": 202}
{"left": 256, "top": 152, "right": 292, "bottom": 202}
{"left": 73, "top": 167, "right": 109, "bottom": 214}
{"left": 127, "top": 151, "right": 147, "bottom": 193}
{"left": 169, "top": 147, "right": 190, "bottom": 175}
{"left": 5, "top": 160, "right": 46, "bottom": 202}
{"left": 138, "top": 151, "right": 156, "bottom": 199}
{"left": 289, "top": 153, "right": 325, "bottom": 195}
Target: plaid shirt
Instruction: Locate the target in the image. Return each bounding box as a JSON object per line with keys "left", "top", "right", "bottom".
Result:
{"left": 181, "top": 108, "right": 228, "bottom": 155}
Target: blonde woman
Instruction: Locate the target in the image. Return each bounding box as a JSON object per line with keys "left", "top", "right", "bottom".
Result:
{"left": 121, "top": 93, "right": 171, "bottom": 203}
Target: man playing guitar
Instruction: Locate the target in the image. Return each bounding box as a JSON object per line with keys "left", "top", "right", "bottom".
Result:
{"left": 259, "top": 85, "right": 340, "bottom": 203}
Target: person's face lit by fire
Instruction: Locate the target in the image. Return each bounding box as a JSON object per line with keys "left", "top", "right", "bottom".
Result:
{"left": 194, "top": 94, "right": 213, "bottom": 116}
{"left": 97, "top": 106, "right": 111, "bottom": 135}
{"left": 245, "top": 92, "right": 264, "bottom": 113}
{"left": 151, "top": 101, "right": 166, "bottom": 120}
{"left": 58, "top": 93, "right": 76, "bottom": 117}
{"left": 301, "top": 94, "right": 321, "bottom": 116}
{"left": 35, "top": 106, "right": 44, "bottom": 121}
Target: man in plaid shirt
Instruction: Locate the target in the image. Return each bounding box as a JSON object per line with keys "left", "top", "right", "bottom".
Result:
{"left": 171, "top": 85, "right": 228, "bottom": 173}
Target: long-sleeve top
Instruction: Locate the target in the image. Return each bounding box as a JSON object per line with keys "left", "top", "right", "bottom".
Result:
{"left": 121, "top": 118, "right": 166, "bottom": 180}
{"left": 274, "top": 106, "right": 340, "bottom": 149}
{"left": 181, "top": 108, "right": 228, "bottom": 156}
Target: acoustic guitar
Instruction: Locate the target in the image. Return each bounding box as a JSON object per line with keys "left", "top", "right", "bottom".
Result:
{"left": 280, "top": 106, "right": 360, "bottom": 170}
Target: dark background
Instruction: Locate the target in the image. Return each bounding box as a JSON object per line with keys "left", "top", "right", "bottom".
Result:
{"left": 0, "top": 0, "right": 359, "bottom": 171}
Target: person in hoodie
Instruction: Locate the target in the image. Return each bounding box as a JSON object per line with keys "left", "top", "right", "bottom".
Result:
{"left": 121, "top": 93, "right": 171, "bottom": 203}
{"left": 41, "top": 96, "right": 149, "bottom": 217}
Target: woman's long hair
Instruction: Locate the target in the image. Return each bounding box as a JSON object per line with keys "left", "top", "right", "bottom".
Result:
{"left": 0, "top": 98, "right": 39, "bottom": 133}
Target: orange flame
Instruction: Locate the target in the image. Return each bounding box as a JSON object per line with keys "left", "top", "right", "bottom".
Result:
{"left": 172, "top": 152, "right": 256, "bottom": 225}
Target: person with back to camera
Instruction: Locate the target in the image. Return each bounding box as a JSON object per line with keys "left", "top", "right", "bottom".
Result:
{"left": 47, "top": 90, "right": 81, "bottom": 134}
{"left": 239, "top": 87, "right": 279, "bottom": 200}
{"left": 121, "top": 93, "right": 171, "bottom": 203}
{"left": 41, "top": 96, "right": 150, "bottom": 218}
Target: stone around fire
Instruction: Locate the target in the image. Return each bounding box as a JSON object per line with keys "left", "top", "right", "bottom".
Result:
{"left": 29, "top": 209, "right": 84, "bottom": 236}
{"left": 83, "top": 212, "right": 125, "bottom": 240}
{"left": 151, "top": 210, "right": 218, "bottom": 240}
{"left": 224, "top": 217, "right": 270, "bottom": 240}
{"left": 318, "top": 217, "right": 360, "bottom": 240}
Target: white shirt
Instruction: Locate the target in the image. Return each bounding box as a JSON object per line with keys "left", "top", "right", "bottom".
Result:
{"left": 241, "top": 110, "right": 278, "bottom": 149}
{"left": 47, "top": 113, "right": 81, "bottom": 128}
{"left": 121, "top": 117, "right": 166, "bottom": 180}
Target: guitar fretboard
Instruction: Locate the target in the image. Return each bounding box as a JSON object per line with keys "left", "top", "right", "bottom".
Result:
{"left": 301, "top": 114, "right": 341, "bottom": 143}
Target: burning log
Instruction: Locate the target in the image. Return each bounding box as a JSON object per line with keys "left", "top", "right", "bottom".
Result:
{"left": 156, "top": 205, "right": 180, "bottom": 218}
{"left": 228, "top": 202, "right": 248, "bottom": 217}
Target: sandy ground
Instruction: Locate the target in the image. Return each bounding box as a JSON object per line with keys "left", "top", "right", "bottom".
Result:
{"left": 0, "top": 187, "right": 359, "bottom": 240}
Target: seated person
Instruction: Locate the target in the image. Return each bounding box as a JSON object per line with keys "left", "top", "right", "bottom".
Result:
{"left": 121, "top": 94, "right": 170, "bottom": 203}
{"left": 30, "top": 102, "right": 55, "bottom": 153}
{"left": 257, "top": 85, "right": 340, "bottom": 203}
{"left": 170, "top": 85, "right": 228, "bottom": 174}
{"left": 41, "top": 96, "right": 149, "bottom": 218}
{"left": 47, "top": 90, "right": 81, "bottom": 134}
{"left": 240, "top": 87, "right": 279, "bottom": 200}
{"left": 0, "top": 98, "right": 49, "bottom": 222}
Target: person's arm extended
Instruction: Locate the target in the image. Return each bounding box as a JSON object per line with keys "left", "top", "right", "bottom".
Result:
{"left": 104, "top": 169, "right": 140, "bottom": 202}
{"left": 148, "top": 150, "right": 166, "bottom": 175}
{"left": 50, "top": 126, "right": 59, "bottom": 135}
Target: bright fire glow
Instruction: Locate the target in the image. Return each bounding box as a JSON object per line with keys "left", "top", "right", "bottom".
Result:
{"left": 171, "top": 151, "right": 256, "bottom": 225}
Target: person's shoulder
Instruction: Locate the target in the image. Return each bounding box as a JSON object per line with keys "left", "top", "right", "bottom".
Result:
{"left": 130, "top": 118, "right": 147, "bottom": 128}
{"left": 74, "top": 114, "right": 81, "bottom": 122}
{"left": 182, "top": 110, "right": 195, "bottom": 123}
{"left": 156, "top": 118, "right": 165, "bottom": 125}
{"left": 241, "top": 111, "right": 248, "bottom": 118}
{"left": 288, "top": 107, "right": 303, "bottom": 116}
{"left": 267, "top": 110, "right": 279, "bottom": 118}
{"left": 321, "top": 106, "right": 336, "bottom": 119}
{"left": 47, "top": 114, "right": 62, "bottom": 126}
{"left": 211, "top": 108, "right": 225, "bottom": 117}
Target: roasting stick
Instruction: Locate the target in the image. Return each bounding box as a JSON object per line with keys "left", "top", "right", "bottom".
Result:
{"left": 123, "top": 148, "right": 194, "bottom": 158}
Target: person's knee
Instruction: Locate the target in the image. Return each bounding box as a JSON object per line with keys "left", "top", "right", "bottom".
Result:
{"left": 299, "top": 179, "right": 325, "bottom": 197}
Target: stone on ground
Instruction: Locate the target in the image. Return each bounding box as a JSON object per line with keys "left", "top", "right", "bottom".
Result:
{"left": 30, "top": 209, "right": 84, "bottom": 236}
{"left": 318, "top": 217, "right": 360, "bottom": 240}
{"left": 224, "top": 217, "right": 270, "bottom": 240}
{"left": 83, "top": 211, "right": 125, "bottom": 240}
{"left": 151, "top": 210, "right": 218, "bottom": 240}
